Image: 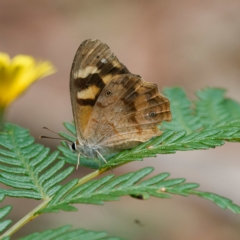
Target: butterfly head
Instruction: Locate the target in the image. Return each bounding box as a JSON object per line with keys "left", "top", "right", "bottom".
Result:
{"left": 66, "top": 139, "right": 86, "bottom": 155}
{"left": 40, "top": 127, "right": 108, "bottom": 168}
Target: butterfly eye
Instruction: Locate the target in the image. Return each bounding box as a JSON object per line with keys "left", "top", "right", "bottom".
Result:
{"left": 106, "top": 90, "right": 112, "bottom": 96}
{"left": 149, "top": 111, "right": 156, "bottom": 117}
{"left": 71, "top": 142, "right": 76, "bottom": 151}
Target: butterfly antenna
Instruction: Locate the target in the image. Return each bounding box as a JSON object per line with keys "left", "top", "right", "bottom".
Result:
{"left": 39, "top": 135, "right": 73, "bottom": 144}
{"left": 40, "top": 136, "right": 65, "bottom": 141}
{"left": 42, "top": 127, "right": 59, "bottom": 135}
{"left": 40, "top": 127, "right": 73, "bottom": 145}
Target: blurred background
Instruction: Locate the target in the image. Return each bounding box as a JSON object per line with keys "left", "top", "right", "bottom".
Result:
{"left": 1, "top": 0, "right": 240, "bottom": 239}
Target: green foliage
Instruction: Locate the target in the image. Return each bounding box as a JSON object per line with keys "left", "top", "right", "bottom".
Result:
{"left": 0, "top": 87, "right": 240, "bottom": 239}
{"left": 162, "top": 87, "right": 202, "bottom": 132}
{"left": 163, "top": 87, "right": 240, "bottom": 131}
{"left": 19, "top": 225, "right": 123, "bottom": 240}
{"left": 0, "top": 194, "right": 12, "bottom": 233}
{"left": 38, "top": 167, "right": 240, "bottom": 214}
{"left": 0, "top": 124, "right": 74, "bottom": 199}
{"left": 195, "top": 88, "right": 240, "bottom": 126}
{"left": 60, "top": 121, "right": 240, "bottom": 168}
{"left": 104, "top": 120, "right": 240, "bottom": 167}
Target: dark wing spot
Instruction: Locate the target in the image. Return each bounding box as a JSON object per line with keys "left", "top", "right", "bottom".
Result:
{"left": 75, "top": 74, "right": 105, "bottom": 90}
{"left": 106, "top": 90, "right": 112, "bottom": 96}
{"left": 97, "top": 61, "right": 130, "bottom": 76}
{"left": 77, "top": 98, "right": 96, "bottom": 106}
{"left": 149, "top": 111, "right": 156, "bottom": 117}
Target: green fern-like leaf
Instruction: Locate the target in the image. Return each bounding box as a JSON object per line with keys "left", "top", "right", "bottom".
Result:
{"left": 0, "top": 124, "right": 74, "bottom": 199}
{"left": 109, "top": 120, "right": 240, "bottom": 165}
{"left": 223, "top": 98, "right": 240, "bottom": 120}
{"left": 0, "top": 194, "right": 12, "bottom": 233}
{"left": 195, "top": 88, "right": 229, "bottom": 126}
{"left": 162, "top": 87, "right": 202, "bottom": 132}
{"left": 19, "top": 225, "right": 124, "bottom": 240}
{"left": 38, "top": 167, "right": 240, "bottom": 214}
{"left": 59, "top": 120, "right": 240, "bottom": 169}
{"left": 163, "top": 87, "right": 240, "bottom": 130}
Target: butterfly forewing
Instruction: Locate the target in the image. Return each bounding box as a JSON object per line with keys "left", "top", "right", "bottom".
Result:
{"left": 70, "top": 39, "right": 130, "bottom": 142}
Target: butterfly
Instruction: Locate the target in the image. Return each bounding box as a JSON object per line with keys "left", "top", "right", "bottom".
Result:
{"left": 68, "top": 39, "right": 172, "bottom": 165}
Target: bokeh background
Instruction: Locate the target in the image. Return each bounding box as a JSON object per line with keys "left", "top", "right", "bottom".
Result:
{"left": 1, "top": 1, "right": 240, "bottom": 239}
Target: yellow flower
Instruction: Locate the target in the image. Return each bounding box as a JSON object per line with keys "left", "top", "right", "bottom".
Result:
{"left": 0, "top": 52, "right": 55, "bottom": 109}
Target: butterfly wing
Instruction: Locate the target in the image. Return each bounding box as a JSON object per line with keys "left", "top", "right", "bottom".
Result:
{"left": 70, "top": 39, "right": 130, "bottom": 143}
{"left": 84, "top": 73, "right": 172, "bottom": 150}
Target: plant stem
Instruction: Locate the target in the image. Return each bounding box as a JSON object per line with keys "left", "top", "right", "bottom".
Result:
{"left": 75, "top": 168, "right": 108, "bottom": 189}
{"left": 0, "top": 169, "right": 108, "bottom": 239}
{"left": 0, "top": 198, "right": 51, "bottom": 239}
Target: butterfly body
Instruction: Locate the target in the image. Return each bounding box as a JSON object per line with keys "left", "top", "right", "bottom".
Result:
{"left": 73, "top": 140, "right": 106, "bottom": 159}
{"left": 70, "top": 39, "right": 171, "bottom": 160}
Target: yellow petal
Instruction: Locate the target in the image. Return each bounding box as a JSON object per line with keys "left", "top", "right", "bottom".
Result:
{"left": 0, "top": 53, "right": 56, "bottom": 108}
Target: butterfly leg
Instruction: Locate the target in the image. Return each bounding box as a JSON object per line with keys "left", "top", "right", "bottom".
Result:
{"left": 95, "top": 150, "right": 108, "bottom": 164}
{"left": 76, "top": 151, "right": 81, "bottom": 170}
{"left": 95, "top": 150, "right": 112, "bottom": 170}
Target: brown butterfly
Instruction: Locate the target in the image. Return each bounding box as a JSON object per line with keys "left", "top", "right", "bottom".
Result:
{"left": 68, "top": 39, "right": 171, "bottom": 165}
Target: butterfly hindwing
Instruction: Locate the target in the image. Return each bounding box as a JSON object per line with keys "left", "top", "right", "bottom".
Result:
{"left": 84, "top": 74, "right": 171, "bottom": 149}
